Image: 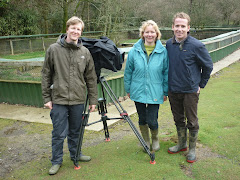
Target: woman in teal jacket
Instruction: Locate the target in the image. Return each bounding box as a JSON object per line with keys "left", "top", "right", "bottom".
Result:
{"left": 124, "top": 20, "right": 168, "bottom": 152}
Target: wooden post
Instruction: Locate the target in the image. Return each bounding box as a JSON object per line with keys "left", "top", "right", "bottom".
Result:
{"left": 29, "top": 39, "right": 33, "bottom": 52}
{"left": 42, "top": 37, "right": 45, "bottom": 51}
{"left": 10, "top": 40, "right": 14, "bottom": 55}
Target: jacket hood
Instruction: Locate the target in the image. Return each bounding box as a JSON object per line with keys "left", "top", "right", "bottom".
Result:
{"left": 57, "top": 34, "right": 83, "bottom": 49}
{"left": 133, "top": 39, "right": 165, "bottom": 53}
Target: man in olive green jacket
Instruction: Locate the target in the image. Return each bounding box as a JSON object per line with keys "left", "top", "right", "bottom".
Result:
{"left": 41, "top": 16, "right": 98, "bottom": 175}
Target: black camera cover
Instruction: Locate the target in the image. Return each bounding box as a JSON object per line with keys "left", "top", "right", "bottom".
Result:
{"left": 81, "top": 37, "right": 124, "bottom": 77}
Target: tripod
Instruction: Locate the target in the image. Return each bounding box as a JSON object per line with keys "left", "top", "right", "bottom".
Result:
{"left": 73, "top": 76, "right": 156, "bottom": 169}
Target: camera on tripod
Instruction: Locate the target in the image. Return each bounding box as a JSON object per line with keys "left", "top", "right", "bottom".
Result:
{"left": 73, "top": 37, "right": 156, "bottom": 170}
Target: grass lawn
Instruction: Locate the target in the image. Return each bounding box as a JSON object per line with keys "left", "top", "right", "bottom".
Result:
{"left": 1, "top": 61, "right": 240, "bottom": 180}
{"left": 0, "top": 51, "right": 45, "bottom": 60}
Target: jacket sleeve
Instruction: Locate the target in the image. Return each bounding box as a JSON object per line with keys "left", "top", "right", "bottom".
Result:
{"left": 195, "top": 44, "right": 213, "bottom": 88}
{"left": 84, "top": 50, "right": 98, "bottom": 105}
{"left": 162, "top": 49, "right": 169, "bottom": 96}
{"left": 41, "top": 47, "right": 53, "bottom": 104}
{"left": 124, "top": 49, "right": 134, "bottom": 94}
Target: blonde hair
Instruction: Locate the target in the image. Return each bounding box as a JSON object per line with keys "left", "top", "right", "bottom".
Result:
{"left": 66, "top": 16, "right": 84, "bottom": 31}
{"left": 139, "top": 20, "right": 161, "bottom": 40}
{"left": 172, "top": 12, "right": 191, "bottom": 25}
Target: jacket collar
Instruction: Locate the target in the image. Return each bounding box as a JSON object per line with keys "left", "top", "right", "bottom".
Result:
{"left": 57, "top": 34, "right": 82, "bottom": 49}
{"left": 172, "top": 34, "right": 190, "bottom": 50}
{"left": 172, "top": 33, "right": 190, "bottom": 44}
{"left": 134, "top": 39, "right": 164, "bottom": 53}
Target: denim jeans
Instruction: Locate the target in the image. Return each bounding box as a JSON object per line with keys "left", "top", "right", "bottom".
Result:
{"left": 168, "top": 92, "right": 199, "bottom": 131}
{"left": 50, "top": 104, "right": 84, "bottom": 165}
{"left": 134, "top": 102, "right": 160, "bottom": 130}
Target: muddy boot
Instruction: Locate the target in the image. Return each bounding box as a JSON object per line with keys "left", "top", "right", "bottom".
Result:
{"left": 150, "top": 129, "right": 160, "bottom": 151}
{"left": 71, "top": 153, "right": 91, "bottom": 162}
{"left": 49, "top": 164, "right": 61, "bottom": 175}
{"left": 139, "top": 124, "right": 150, "bottom": 151}
{"left": 168, "top": 127, "right": 187, "bottom": 154}
{"left": 187, "top": 130, "right": 198, "bottom": 163}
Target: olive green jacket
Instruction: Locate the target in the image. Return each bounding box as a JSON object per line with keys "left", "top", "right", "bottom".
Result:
{"left": 41, "top": 34, "right": 98, "bottom": 105}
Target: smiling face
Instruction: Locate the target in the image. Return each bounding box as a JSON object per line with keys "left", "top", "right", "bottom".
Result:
{"left": 66, "top": 23, "right": 82, "bottom": 44}
{"left": 172, "top": 18, "right": 190, "bottom": 42}
{"left": 143, "top": 25, "right": 157, "bottom": 46}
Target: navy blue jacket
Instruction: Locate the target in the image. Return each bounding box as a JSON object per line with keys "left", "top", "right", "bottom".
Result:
{"left": 166, "top": 35, "right": 213, "bottom": 93}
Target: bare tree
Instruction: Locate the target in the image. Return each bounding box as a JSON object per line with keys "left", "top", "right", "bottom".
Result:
{"left": 214, "top": 0, "right": 240, "bottom": 25}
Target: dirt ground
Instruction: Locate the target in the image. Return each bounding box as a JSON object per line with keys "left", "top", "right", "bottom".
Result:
{"left": 0, "top": 114, "right": 223, "bottom": 179}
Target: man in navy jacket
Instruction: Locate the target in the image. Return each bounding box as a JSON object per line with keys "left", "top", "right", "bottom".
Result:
{"left": 166, "top": 12, "right": 213, "bottom": 163}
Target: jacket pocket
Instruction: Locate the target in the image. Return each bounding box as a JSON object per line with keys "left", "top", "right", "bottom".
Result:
{"left": 77, "top": 56, "right": 87, "bottom": 73}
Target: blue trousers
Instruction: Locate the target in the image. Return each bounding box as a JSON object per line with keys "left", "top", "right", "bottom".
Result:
{"left": 50, "top": 104, "right": 84, "bottom": 165}
{"left": 134, "top": 102, "right": 160, "bottom": 130}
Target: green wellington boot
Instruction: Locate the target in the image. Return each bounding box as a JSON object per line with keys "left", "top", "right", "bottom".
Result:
{"left": 139, "top": 124, "right": 150, "bottom": 151}
{"left": 187, "top": 131, "right": 198, "bottom": 163}
{"left": 78, "top": 154, "right": 91, "bottom": 162}
{"left": 168, "top": 127, "right": 187, "bottom": 154}
{"left": 49, "top": 164, "right": 61, "bottom": 175}
{"left": 150, "top": 129, "right": 160, "bottom": 151}
{"left": 71, "top": 154, "right": 92, "bottom": 162}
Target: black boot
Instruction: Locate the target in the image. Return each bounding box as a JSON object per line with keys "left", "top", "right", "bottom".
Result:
{"left": 168, "top": 127, "right": 187, "bottom": 154}
{"left": 187, "top": 130, "right": 198, "bottom": 163}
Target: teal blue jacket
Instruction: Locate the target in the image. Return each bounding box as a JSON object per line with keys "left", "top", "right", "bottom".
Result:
{"left": 124, "top": 39, "right": 169, "bottom": 104}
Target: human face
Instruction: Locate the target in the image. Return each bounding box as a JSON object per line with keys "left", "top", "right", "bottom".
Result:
{"left": 172, "top": 18, "right": 190, "bottom": 42}
{"left": 66, "top": 23, "right": 82, "bottom": 44}
{"left": 143, "top": 25, "right": 157, "bottom": 46}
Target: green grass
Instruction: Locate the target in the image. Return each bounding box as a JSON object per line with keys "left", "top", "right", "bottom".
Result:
{"left": 0, "top": 51, "right": 45, "bottom": 60}
{"left": 2, "top": 61, "right": 240, "bottom": 179}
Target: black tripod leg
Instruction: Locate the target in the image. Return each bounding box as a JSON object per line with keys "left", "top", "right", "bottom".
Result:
{"left": 121, "top": 113, "right": 156, "bottom": 164}
{"left": 73, "top": 105, "right": 90, "bottom": 169}
{"left": 73, "top": 116, "right": 85, "bottom": 169}
{"left": 102, "top": 115, "right": 110, "bottom": 141}
{"left": 98, "top": 97, "right": 110, "bottom": 142}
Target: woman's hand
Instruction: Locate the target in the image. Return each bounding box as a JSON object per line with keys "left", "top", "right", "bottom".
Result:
{"left": 163, "top": 96, "right": 168, "bottom": 101}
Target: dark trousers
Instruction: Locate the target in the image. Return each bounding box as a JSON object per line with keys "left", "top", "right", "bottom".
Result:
{"left": 168, "top": 92, "right": 199, "bottom": 131}
{"left": 134, "top": 102, "right": 160, "bottom": 130}
{"left": 50, "top": 104, "right": 84, "bottom": 165}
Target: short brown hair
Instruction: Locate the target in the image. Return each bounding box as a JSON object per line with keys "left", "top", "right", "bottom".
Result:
{"left": 66, "top": 16, "right": 84, "bottom": 31}
{"left": 172, "top": 12, "right": 191, "bottom": 25}
{"left": 139, "top": 20, "right": 161, "bottom": 40}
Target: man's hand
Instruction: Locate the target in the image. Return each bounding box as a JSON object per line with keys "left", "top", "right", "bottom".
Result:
{"left": 89, "top": 105, "right": 96, "bottom": 112}
{"left": 127, "top": 93, "right": 130, "bottom": 98}
{"left": 44, "top": 101, "right": 52, "bottom": 109}
{"left": 197, "top": 87, "right": 201, "bottom": 94}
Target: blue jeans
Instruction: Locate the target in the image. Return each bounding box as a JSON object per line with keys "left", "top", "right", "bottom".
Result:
{"left": 134, "top": 102, "right": 160, "bottom": 130}
{"left": 50, "top": 104, "right": 84, "bottom": 165}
